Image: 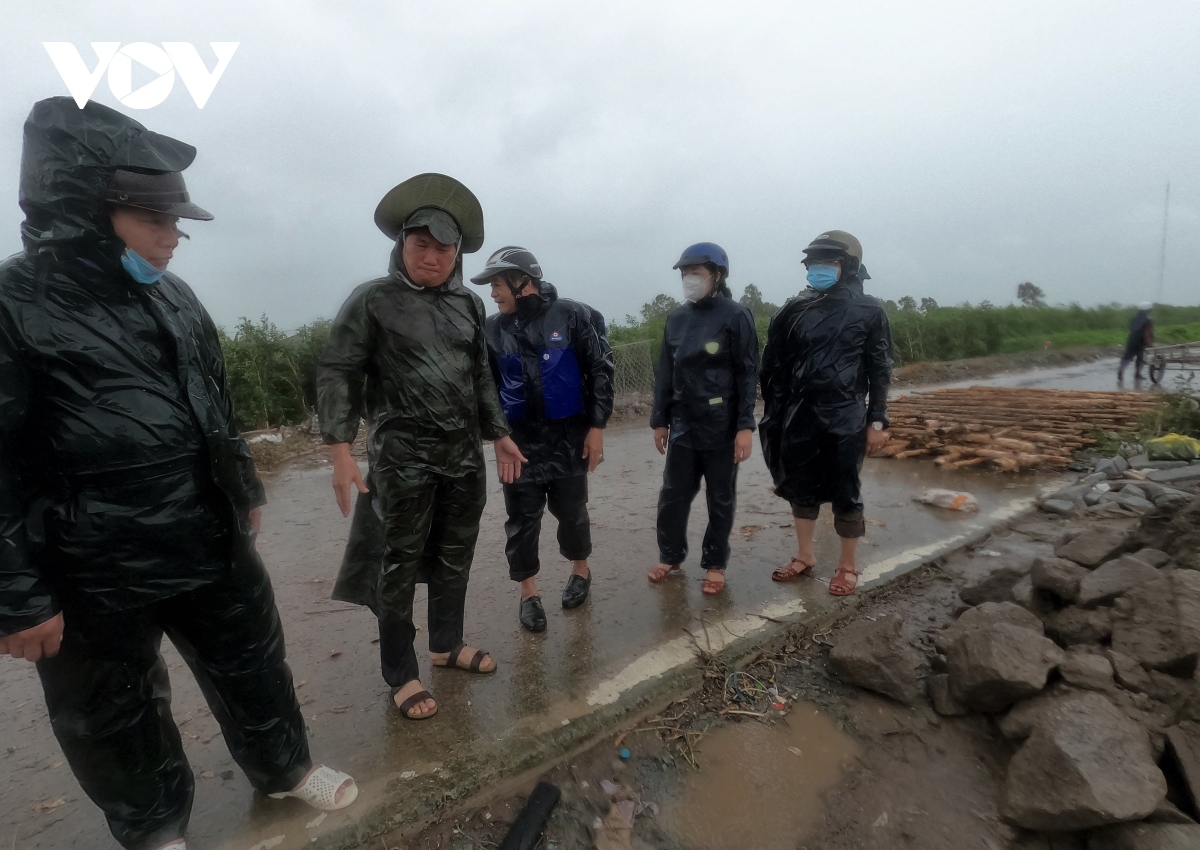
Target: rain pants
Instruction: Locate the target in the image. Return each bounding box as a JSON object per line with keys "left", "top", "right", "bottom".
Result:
{"left": 649, "top": 293, "right": 759, "bottom": 569}
{"left": 0, "top": 98, "right": 309, "bottom": 849}
{"left": 318, "top": 250, "right": 509, "bottom": 687}
{"left": 759, "top": 274, "right": 892, "bottom": 538}
{"left": 485, "top": 281, "right": 614, "bottom": 580}
{"left": 1119, "top": 311, "right": 1154, "bottom": 380}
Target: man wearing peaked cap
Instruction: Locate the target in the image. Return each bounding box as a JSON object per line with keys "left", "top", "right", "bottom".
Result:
{"left": 0, "top": 97, "right": 356, "bottom": 850}
{"left": 318, "top": 174, "right": 527, "bottom": 720}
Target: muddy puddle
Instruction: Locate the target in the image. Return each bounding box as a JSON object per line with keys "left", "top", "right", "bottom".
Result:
{"left": 658, "top": 703, "right": 860, "bottom": 850}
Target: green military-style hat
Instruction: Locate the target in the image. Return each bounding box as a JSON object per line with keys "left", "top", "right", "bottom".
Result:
{"left": 373, "top": 173, "right": 485, "bottom": 253}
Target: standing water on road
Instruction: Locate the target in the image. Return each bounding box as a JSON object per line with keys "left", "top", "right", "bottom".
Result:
{"left": 659, "top": 704, "right": 859, "bottom": 850}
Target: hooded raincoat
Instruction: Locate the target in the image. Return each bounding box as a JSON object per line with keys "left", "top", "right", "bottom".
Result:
{"left": 317, "top": 242, "right": 509, "bottom": 686}
{"left": 759, "top": 273, "right": 892, "bottom": 534}
{"left": 0, "top": 98, "right": 309, "bottom": 850}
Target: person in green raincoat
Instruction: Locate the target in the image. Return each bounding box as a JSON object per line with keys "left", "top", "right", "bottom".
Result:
{"left": 317, "top": 174, "right": 526, "bottom": 721}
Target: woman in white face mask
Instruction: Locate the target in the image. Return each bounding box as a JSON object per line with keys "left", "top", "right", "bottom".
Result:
{"left": 647, "top": 243, "right": 761, "bottom": 595}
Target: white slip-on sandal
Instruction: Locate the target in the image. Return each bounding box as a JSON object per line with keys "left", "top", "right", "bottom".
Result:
{"left": 154, "top": 842, "right": 186, "bottom": 850}
{"left": 268, "top": 765, "right": 358, "bottom": 811}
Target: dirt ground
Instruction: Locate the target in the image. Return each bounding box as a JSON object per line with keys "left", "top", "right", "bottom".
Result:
{"left": 393, "top": 494, "right": 1178, "bottom": 850}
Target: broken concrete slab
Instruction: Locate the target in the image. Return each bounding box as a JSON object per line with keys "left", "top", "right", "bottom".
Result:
{"left": 1059, "top": 652, "right": 1115, "bottom": 691}
{"left": 1145, "top": 466, "right": 1200, "bottom": 485}
{"left": 1045, "top": 606, "right": 1113, "bottom": 647}
{"left": 1056, "top": 526, "right": 1131, "bottom": 568}
{"left": 1111, "top": 571, "right": 1200, "bottom": 675}
{"left": 1115, "top": 494, "right": 1156, "bottom": 514}
{"left": 1096, "top": 456, "right": 1131, "bottom": 479}
{"left": 948, "top": 622, "right": 1064, "bottom": 713}
{"left": 926, "top": 673, "right": 969, "bottom": 716}
{"left": 934, "top": 601, "right": 1045, "bottom": 654}
{"left": 829, "top": 614, "right": 923, "bottom": 704}
{"left": 1087, "top": 822, "right": 1200, "bottom": 849}
{"left": 1031, "top": 557, "right": 1089, "bottom": 605}
{"left": 1041, "top": 499, "right": 1080, "bottom": 517}
{"left": 1077, "top": 556, "right": 1164, "bottom": 608}
{"left": 1001, "top": 691, "right": 1166, "bottom": 831}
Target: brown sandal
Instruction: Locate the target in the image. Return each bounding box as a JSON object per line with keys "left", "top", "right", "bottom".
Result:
{"left": 391, "top": 685, "right": 438, "bottom": 720}
{"left": 772, "top": 557, "right": 814, "bottom": 583}
{"left": 433, "top": 643, "right": 495, "bottom": 674}
{"left": 648, "top": 564, "right": 682, "bottom": 583}
{"left": 829, "top": 567, "right": 859, "bottom": 597}
{"left": 702, "top": 573, "right": 726, "bottom": 595}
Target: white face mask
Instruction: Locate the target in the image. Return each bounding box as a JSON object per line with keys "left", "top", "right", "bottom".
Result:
{"left": 682, "top": 273, "right": 711, "bottom": 303}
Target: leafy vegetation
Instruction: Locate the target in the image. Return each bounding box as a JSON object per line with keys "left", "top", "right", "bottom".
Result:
{"left": 219, "top": 316, "right": 330, "bottom": 429}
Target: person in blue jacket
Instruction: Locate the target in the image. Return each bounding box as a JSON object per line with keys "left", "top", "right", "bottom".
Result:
{"left": 647, "top": 243, "right": 759, "bottom": 595}
{"left": 474, "top": 247, "right": 615, "bottom": 632}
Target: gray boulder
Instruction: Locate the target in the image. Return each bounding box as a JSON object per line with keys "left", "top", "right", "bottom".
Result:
{"left": 1115, "top": 494, "right": 1156, "bottom": 514}
{"left": 934, "top": 601, "right": 1045, "bottom": 654}
{"left": 948, "top": 622, "right": 1064, "bottom": 713}
{"left": 1056, "top": 526, "right": 1130, "bottom": 568}
{"left": 829, "top": 614, "right": 923, "bottom": 704}
{"left": 1121, "top": 484, "right": 1148, "bottom": 501}
{"left": 1042, "top": 499, "right": 1080, "bottom": 517}
{"left": 1001, "top": 691, "right": 1166, "bottom": 831}
{"left": 1012, "top": 575, "right": 1036, "bottom": 610}
{"left": 1077, "top": 555, "right": 1164, "bottom": 608}
{"left": 1059, "top": 651, "right": 1115, "bottom": 691}
{"left": 1087, "top": 823, "right": 1200, "bottom": 849}
{"left": 1111, "top": 570, "right": 1200, "bottom": 675}
{"left": 926, "top": 673, "right": 968, "bottom": 716}
{"left": 959, "top": 557, "right": 1036, "bottom": 606}
{"left": 999, "top": 685, "right": 1097, "bottom": 740}
{"left": 1107, "top": 649, "right": 1153, "bottom": 694}
{"left": 1045, "top": 606, "right": 1113, "bottom": 646}
{"left": 1031, "top": 557, "right": 1089, "bottom": 604}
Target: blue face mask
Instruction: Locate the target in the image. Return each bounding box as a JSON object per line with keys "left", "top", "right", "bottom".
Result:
{"left": 806, "top": 264, "right": 840, "bottom": 291}
{"left": 120, "top": 248, "right": 165, "bottom": 285}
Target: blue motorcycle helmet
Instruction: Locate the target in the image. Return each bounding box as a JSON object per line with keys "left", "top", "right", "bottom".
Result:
{"left": 672, "top": 242, "right": 729, "bottom": 277}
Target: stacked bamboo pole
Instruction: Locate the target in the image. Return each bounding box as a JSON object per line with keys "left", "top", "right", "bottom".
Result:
{"left": 878, "top": 388, "right": 1161, "bottom": 471}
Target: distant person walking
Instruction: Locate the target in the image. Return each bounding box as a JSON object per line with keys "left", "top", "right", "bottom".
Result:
{"left": 759, "top": 231, "right": 892, "bottom": 596}
{"left": 648, "top": 243, "right": 759, "bottom": 595}
{"left": 1118, "top": 302, "right": 1155, "bottom": 383}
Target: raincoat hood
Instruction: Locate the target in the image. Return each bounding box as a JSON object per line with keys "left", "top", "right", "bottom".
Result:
{"left": 19, "top": 97, "right": 199, "bottom": 257}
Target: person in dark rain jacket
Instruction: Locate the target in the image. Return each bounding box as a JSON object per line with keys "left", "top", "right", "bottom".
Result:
{"left": 473, "top": 246, "right": 615, "bottom": 632}
{"left": 648, "top": 243, "right": 759, "bottom": 595}
{"left": 0, "top": 98, "right": 356, "bottom": 850}
{"left": 317, "top": 174, "right": 527, "bottom": 721}
{"left": 760, "top": 230, "right": 893, "bottom": 597}
{"left": 1118, "top": 302, "right": 1154, "bottom": 382}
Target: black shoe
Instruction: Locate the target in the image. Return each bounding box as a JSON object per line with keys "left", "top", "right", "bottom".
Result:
{"left": 520, "top": 596, "right": 547, "bottom": 632}
{"left": 562, "top": 572, "right": 592, "bottom": 609}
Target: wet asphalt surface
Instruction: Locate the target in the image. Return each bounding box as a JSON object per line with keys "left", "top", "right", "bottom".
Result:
{"left": 1, "top": 381, "right": 1075, "bottom": 849}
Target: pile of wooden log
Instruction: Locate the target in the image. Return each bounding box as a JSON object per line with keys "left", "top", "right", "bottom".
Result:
{"left": 877, "top": 387, "right": 1162, "bottom": 471}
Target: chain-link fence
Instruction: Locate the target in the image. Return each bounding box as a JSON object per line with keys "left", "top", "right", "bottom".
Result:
{"left": 612, "top": 339, "right": 655, "bottom": 403}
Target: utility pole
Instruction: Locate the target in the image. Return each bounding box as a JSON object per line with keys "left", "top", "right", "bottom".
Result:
{"left": 1157, "top": 182, "right": 1170, "bottom": 303}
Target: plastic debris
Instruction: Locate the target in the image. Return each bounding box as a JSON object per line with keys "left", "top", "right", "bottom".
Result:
{"left": 915, "top": 489, "right": 980, "bottom": 512}
{"left": 618, "top": 748, "right": 631, "bottom": 760}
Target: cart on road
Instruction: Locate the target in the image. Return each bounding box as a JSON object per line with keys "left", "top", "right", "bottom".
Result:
{"left": 1147, "top": 340, "right": 1200, "bottom": 384}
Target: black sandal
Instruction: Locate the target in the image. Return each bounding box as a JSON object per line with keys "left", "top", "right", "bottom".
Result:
{"left": 433, "top": 643, "right": 495, "bottom": 674}
{"left": 390, "top": 685, "right": 438, "bottom": 720}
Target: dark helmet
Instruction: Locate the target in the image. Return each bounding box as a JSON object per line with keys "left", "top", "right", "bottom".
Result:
{"left": 104, "top": 168, "right": 213, "bottom": 220}
{"left": 673, "top": 242, "right": 729, "bottom": 277}
{"left": 802, "top": 230, "right": 863, "bottom": 276}
{"left": 469, "top": 245, "right": 543, "bottom": 284}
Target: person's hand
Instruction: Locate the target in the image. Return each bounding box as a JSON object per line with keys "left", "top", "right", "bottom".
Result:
{"left": 866, "top": 425, "right": 890, "bottom": 457}
{"left": 0, "top": 613, "right": 64, "bottom": 663}
{"left": 330, "top": 443, "right": 368, "bottom": 518}
{"left": 654, "top": 427, "right": 669, "bottom": 456}
{"left": 734, "top": 429, "right": 753, "bottom": 463}
{"left": 494, "top": 436, "right": 528, "bottom": 484}
{"left": 249, "top": 506, "right": 262, "bottom": 534}
{"left": 582, "top": 428, "right": 605, "bottom": 473}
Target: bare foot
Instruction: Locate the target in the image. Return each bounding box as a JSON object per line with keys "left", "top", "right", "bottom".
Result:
{"left": 702, "top": 569, "right": 726, "bottom": 595}
{"left": 393, "top": 679, "right": 438, "bottom": 718}
{"left": 829, "top": 566, "right": 859, "bottom": 596}
{"left": 648, "top": 563, "right": 682, "bottom": 582}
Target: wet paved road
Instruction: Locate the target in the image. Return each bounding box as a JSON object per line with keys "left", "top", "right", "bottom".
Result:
{"left": 1, "top": 420, "right": 1058, "bottom": 850}
{"left": 918, "top": 355, "right": 1177, "bottom": 394}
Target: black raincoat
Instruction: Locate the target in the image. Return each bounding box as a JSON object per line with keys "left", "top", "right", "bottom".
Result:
{"left": 649, "top": 294, "right": 759, "bottom": 449}
{"left": 484, "top": 281, "right": 615, "bottom": 483}
{"left": 1, "top": 98, "right": 309, "bottom": 850}
{"left": 759, "top": 274, "right": 893, "bottom": 508}
{"left": 0, "top": 99, "right": 264, "bottom": 634}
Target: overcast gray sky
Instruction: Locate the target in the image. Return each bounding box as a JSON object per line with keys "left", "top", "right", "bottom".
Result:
{"left": 3, "top": 0, "right": 1198, "bottom": 330}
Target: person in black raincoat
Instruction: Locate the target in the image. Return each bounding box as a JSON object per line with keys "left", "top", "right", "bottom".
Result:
{"left": 759, "top": 230, "right": 893, "bottom": 597}
{"left": 1118, "top": 302, "right": 1155, "bottom": 382}
{"left": 648, "top": 243, "right": 759, "bottom": 595}
{"left": 317, "top": 174, "right": 527, "bottom": 721}
{"left": 471, "top": 246, "right": 615, "bottom": 632}
{"left": 0, "top": 98, "right": 356, "bottom": 850}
